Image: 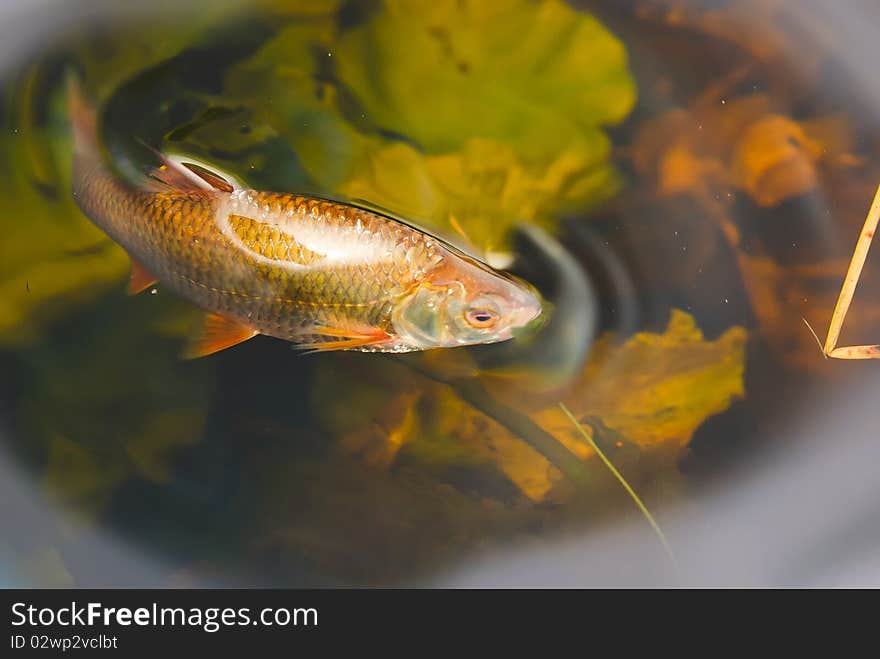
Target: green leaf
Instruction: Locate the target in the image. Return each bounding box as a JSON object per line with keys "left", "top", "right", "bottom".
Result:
{"left": 334, "top": 0, "right": 636, "bottom": 158}
{"left": 0, "top": 138, "right": 129, "bottom": 345}
{"left": 221, "top": 19, "right": 370, "bottom": 190}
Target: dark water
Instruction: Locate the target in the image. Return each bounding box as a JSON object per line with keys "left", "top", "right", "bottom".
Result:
{"left": 2, "top": 0, "right": 880, "bottom": 586}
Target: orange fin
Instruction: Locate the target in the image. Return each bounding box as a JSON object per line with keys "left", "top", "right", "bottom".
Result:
{"left": 147, "top": 163, "right": 207, "bottom": 191}
{"left": 139, "top": 141, "right": 236, "bottom": 192}
{"left": 127, "top": 258, "right": 158, "bottom": 295}
{"left": 295, "top": 326, "right": 392, "bottom": 354}
{"left": 180, "top": 162, "right": 235, "bottom": 192}
{"left": 184, "top": 313, "right": 258, "bottom": 359}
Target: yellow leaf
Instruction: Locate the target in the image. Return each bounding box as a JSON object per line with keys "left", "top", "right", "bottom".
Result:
{"left": 491, "top": 310, "right": 746, "bottom": 500}
{"left": 339, "top": 137, "right": 620, "bottom": 253}
{"left": 335, "top": 0, "right": 635, "bottom": 157}
{"left": 314, "top": 310, "right": 746, "bottom": 504}
{"left": 730, "top": 115, "right": 820, "bottom": 207}
{"left": 536, "top": 309, "right": 747, "bottom": 451}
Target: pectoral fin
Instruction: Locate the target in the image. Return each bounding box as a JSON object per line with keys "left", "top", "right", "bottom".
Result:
{"left": 127, "top": 258, "right": 158, "bottom": 295}
{"left": 184, "top": 313, "right": 259, "bottom": 359}
{"left": 295, "top": 325, "right": 392, "bottom": 353}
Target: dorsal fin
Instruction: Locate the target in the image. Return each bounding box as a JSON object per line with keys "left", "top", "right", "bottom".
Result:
{"left": 147, "top": 162, "right": 210, "bottom": 191}
{"left": 180, "top": 162, "right": 234, "bottom": 192}
{"left": 138, "top": 141, "right": 238, "bottom": 192}
{"left": 183, "top": 313, "right": 258, "bottom": 359}
{"left": 349, "top": 196, "right": 494, "bottom": 263}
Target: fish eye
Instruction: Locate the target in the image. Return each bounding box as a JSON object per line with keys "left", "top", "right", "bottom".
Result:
{"left": 464, "top": 308, "right": 498, "bottom": 329}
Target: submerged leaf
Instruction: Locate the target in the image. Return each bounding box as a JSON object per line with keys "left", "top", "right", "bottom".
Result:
{"left": 633, "top": 93, "right": 859, "bottom": 208}
{"left": 220, "top": 18, "right": 364, "bottom": 189}
{"left": 500, "top": 310, "right": 746, "bottom": 499}
{"left": 17, "top": 298, "right": 215, "bottom": 517}
{"left": 337, "top": 137, "right": 621, "bottom": 253}
{"left": 328, "top": 0, "right": 633, "bottom": 251}
{"left": 537, "top": 310, "right": 747, "bottom": 450}
{"left": 335, "top": 0, "right": 636, "bottom": 158}
{"left": 729, "top": 114, "right": 857, "bottom": 207}
{"left": 314, "top": 310, "right": 746, "bottom": 503}
{"left": 0, "top": 143, "right": 129, "bottom": 345}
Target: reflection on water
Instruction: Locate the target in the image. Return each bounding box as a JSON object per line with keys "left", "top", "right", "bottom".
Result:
{"left": 1, "top": 0, "right": 879, "bottom": 586}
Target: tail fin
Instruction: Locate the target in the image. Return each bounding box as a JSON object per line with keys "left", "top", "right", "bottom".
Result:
{"left": 66, "top": 73, "right": 98, "bottom": 156}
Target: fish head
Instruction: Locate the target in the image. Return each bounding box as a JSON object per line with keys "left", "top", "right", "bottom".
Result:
{"left": 391, "top": 253, "right": 543, "bottom": 350}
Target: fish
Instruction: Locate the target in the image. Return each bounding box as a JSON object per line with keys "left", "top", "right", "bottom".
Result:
{"left": 67, "top": 80, "right": 543, "bottom": 357}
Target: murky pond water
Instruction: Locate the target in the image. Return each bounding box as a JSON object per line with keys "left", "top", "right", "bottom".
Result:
{"left": 2, "top": 0, "right": 880, "bottom": 586}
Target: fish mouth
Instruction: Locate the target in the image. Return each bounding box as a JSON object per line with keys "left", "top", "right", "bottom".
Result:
{"left": 510, "top": 282, "right": 545, "bottom": 330}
